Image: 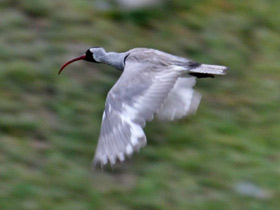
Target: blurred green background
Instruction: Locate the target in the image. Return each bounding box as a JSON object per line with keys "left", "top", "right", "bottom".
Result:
{"left": 0, "top": 0, "right": 280, "bottom": 209}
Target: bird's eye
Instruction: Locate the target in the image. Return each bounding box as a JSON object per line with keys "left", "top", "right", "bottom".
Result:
{"left": 86, "top": 49, "right": 93, "bottom": 56}
{"left": 85, "top": 49, "right": 98, "bottom": 63}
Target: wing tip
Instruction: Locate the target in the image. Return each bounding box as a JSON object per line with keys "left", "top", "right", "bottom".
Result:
{"left": 92, "top": 155, "right": 126, "bottom": 170}
{"left": 92, "top": 138, "right": 147, "bottom": 169}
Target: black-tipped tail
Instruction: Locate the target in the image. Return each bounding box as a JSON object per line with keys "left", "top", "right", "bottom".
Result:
{"left": 189, "top": 64, "right": 228, "bottom": 77}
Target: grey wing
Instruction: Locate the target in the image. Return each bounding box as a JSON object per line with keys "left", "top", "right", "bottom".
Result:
{"left": 157, "top": 77, "right": 201, "bottom": 121}
{"left": 93, "top": 62, "right": 184, "bottom": 167}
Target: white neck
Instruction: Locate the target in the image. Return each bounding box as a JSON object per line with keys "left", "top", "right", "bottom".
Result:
{"left": 94, "top": 50, "right": 128, "bottom": 70}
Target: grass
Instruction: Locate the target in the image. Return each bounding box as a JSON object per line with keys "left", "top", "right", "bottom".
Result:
{"left": 0, "top": 0, "right": 280, "bottom": 209}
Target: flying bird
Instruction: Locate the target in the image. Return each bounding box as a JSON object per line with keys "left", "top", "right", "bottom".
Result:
{"left": 59, "top": 47, "right": 228, "bottom": 167}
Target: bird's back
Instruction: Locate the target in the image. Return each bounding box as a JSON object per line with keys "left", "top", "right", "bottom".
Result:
{"left": 126, "top": 48, "right": 189, "bottom": 67}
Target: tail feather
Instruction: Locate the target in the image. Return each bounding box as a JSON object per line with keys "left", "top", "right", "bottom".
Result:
{"left": 189, "top": 64, "right": 228, "bottom": 76}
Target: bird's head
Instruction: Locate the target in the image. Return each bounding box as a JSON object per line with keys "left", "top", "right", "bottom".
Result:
{"left": 59, "top": 47, "right": 105, "bottom": 74}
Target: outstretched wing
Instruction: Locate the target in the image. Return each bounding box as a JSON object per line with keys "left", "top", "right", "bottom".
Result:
{"left": 93, "top": 59, "right": 185, "bottom": 166}
{"left": 157, "top": 77, "right": 201, "bottom": 121}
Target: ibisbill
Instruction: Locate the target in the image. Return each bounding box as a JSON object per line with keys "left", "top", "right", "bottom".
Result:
{"left": 59, "top": 47, "right": 228, "bottom": 167}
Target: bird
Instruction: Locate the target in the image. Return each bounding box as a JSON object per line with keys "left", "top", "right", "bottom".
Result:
{"left": 59, "top": 47, "right": 228, "bottom": 167}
